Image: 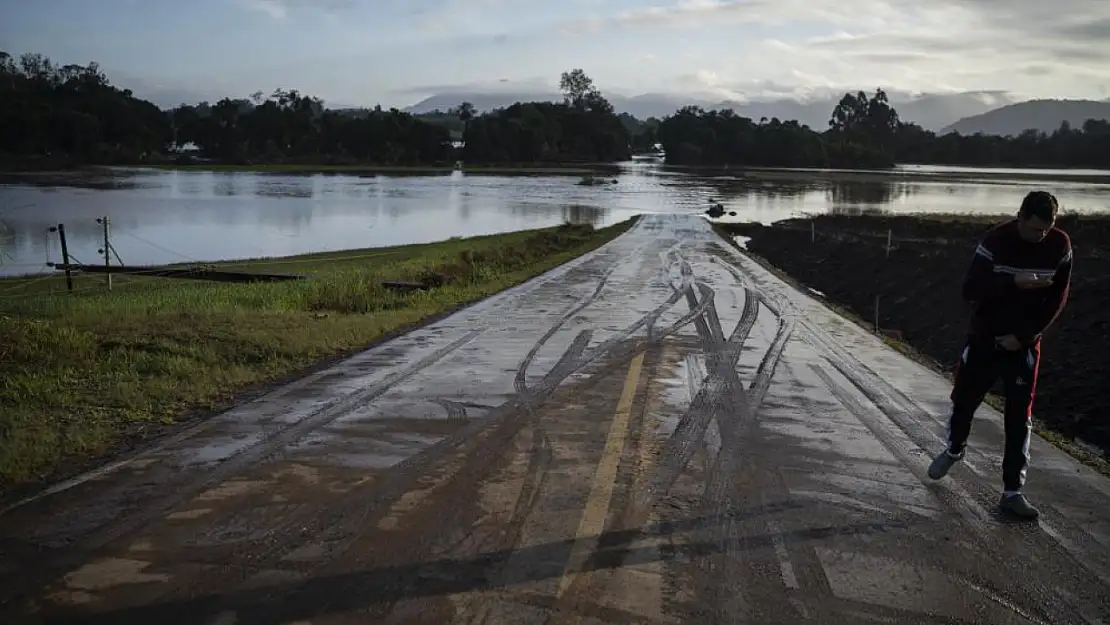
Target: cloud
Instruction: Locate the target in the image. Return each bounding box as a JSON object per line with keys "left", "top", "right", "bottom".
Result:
{"left": 546, "top": 0, "right": 1110, "bottom": 100}
{"left": 240, "top": 0, "right": 287, "bottom": 19}
{"left": 418, "top": 0, "right": 510, "bottom": 34}
{"left": 108, "top": 70, "right": 249, "bottom": 108}
{"left": 63, "top": 0, "right": 1110, "bottom": 110}
{"left": 1053, "top": 16, "right": 1110, "bottom": 41}
{"left": 564, "top": 0, "right": 915, "bottom": 33}
{"left": 391, "top": 77, "right": 555, "bottom": 96}
{"left": 238, "top": 0, "right": 353, "bottom": 20}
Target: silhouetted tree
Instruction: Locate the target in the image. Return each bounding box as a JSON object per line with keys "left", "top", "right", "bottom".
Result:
{"left": 3, "top": 53, "right": 1110, "bottom": 171}
{"left": 456, "top": 101, "right": 475, "bottom": 138}
{"left": 659, "top": 87, "right": 1110, "bottom": 169}
{"left": 0, "top": 51, "right": 170, "bottom": 167}
{"left": 462, "top": 70, "right": 629, "bottom": 163}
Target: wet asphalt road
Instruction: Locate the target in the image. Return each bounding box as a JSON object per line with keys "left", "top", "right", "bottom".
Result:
{"left": 2, "top": 214, "right": 1109, "bottom": 625}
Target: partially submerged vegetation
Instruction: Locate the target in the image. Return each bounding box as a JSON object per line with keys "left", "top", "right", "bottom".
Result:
{"left": 0, "top": 219, "right": 635, "bottom": 492}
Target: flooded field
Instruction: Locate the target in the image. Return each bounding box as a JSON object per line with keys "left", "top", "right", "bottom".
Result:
{"left": 2, "top": 161, "right": 1109, "bottom": 276}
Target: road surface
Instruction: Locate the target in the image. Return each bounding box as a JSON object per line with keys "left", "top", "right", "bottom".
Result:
{"left": 2, "top": 214, "right": 1109, "bottom": 625}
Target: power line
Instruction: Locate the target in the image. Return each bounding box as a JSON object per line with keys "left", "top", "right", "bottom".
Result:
{"left": 0, "top": 267, "right": 55, "bottom": 295}
{"left": 119, "top": 230, "right": 199, "bottom": 263}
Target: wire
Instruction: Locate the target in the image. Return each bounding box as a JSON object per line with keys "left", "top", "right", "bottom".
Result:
{"left": 0, "top": 273, "right": 154, "bottom": 301}
{"left": 0, "top": 267, "right": 55, "bottom": 295}
{"left": 119, "top": 230, "right": 200, "bottom": 263}
{"left": 108, "top": 242, "right": 124, "bottom": 266}
{"left": 2, "top": 218, "right": 433, "bottom": 302}
{"left": 216, "top": 249, "right": 400, "bottom": 269}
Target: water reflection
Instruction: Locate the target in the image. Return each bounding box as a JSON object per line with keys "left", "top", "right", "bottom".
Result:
{"left": 213, "top": 177, "right": 235, "bottom": 197}
{"left": 829, "top": 180, "right": 895, "bottom": 206}
{"left": 825, "top": 180, "right": 911, "bottom": 215}
{"left": 700, "top": 177, "right": 817, "bottom": 201}
{"left": 562, "top": 204, "right": 605, "bottom": 226}
{"left": 255, "top": 178, "right": 314, "bottom": 199}
{"left": 2, "top": 162, "right": 1110, "bottom": 276}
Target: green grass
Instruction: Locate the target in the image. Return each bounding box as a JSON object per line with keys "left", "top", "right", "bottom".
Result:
{"left": 149, "top": 162, "right": 622, "bottom": 176}
{"left": 0, "top": 219, "right": 636, "bottom": 491}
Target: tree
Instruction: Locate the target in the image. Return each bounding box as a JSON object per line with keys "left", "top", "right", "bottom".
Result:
{"left": 559, "top": 69, "right": 613, "bottom": 114}
{"left": 0, "top": 50, "right": 171, "bottom": 165}
{"left": 864, "top": 88, "right": 899, "bottom": 150}
{"left": 457, "top": 101, "right": 475, "bottom": 137}
{"left": 5, "top": 50, "right": 1110, "bottom": 171}
{"left": 559, "top": 69, "right": 594, "bottom": 106}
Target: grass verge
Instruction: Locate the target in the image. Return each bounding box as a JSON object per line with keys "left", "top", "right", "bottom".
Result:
{"left": 0, "top": 218, "right": 637, "bottom": 493}
{"left": 709, "top": 223, "right": 1110, "bottom": 478}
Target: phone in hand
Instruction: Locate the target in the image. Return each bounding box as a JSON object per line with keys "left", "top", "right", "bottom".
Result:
{"left": 1015, "top": 271, "right": 1054, "bottom": 289}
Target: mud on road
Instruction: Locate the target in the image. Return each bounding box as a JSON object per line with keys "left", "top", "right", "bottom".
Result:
{"left": 2, "top": 214, "right": 1109, "bottom": 625}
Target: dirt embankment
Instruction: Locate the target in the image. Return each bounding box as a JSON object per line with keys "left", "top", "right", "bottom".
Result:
{"left": 730, "top": 213, "right": 1110, "bottom": 452}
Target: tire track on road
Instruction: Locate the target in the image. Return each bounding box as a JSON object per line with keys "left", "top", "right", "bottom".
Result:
{"left": 640, "top": 260, "right": 783, "bottom": 511}
{"left": 12, "top": 246, "right": 657, "bottom": 621}
{"left": 694, "top": 293, "right": 795, "bottom": 623}
{"left": 11, "top": 232, "right": 729, "bottom": 625}
{"left": 808, "top": 362, "right": 1087, "bottom": 625}
{"left": 141, "top": 250, "right": 713, "bottom": 623}
{"left": 585, "top": 249, "right": 797, "bottom": 623}
{"left": 713, "top": 249, "right": 1110, "bottom": 625}
{"left": 0, "top": 328, "right": 486, "bottom": 617}
{"left": 139, "top": 329, "right": 599, "bottom": 620}
{"left": 800, "top": 316, "right": 1110, "bottom": 593}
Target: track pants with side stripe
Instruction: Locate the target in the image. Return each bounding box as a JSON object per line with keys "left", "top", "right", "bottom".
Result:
{"left": 946, "top": 336, "right": 1041, "bottom": 493}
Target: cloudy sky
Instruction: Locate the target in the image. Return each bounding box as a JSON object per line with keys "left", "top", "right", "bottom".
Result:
{"left": 2, "top": 0, "right": 1108, "bottom": 108}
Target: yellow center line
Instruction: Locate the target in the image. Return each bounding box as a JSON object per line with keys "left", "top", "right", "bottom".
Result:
{"left": 557, "top": 350, "right": 647, "bottom": 599}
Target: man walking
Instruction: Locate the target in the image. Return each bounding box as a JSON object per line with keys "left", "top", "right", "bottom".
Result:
{"left": 927, "top": 190, "right": 1073, "bottom": 520}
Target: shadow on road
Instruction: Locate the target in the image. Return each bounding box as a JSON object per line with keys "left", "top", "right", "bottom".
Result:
{"left": 39, "top": 503, "right": 915, "bottom": 625}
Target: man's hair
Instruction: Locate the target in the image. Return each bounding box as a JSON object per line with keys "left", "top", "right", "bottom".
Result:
{"left": 1019, "top": 190, "right": 1059, "bottom": 222}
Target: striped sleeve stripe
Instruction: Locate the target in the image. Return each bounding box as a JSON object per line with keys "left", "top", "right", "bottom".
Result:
{"left": 974, "top": 244, "right": 994, "bottom": 260}
{"left": 1061, "top": 247, "right": 1073, "bottom": 264}
{"left": 993, "top": 264, "right": 1060, "bottom": 275}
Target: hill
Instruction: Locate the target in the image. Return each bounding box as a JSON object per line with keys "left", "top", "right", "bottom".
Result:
{"left": 941, "top": 99, "right": 1110, "bottom": 136}
{"left": 403, "top": 90, "right": 1016, "bottom": 132}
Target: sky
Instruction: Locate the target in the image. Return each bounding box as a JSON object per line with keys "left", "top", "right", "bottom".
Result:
{"left": 1, "top": 0, "right": 1109, "bottom": 109}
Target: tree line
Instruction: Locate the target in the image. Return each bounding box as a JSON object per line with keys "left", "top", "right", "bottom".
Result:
{"left": 0, "top": 52, "right": 632, "bottom": 168}
{"left": 658, "top": 90, "right": 1110, "bottom": 169}
{"left": 2, "top": 49, "right": 1108, "bottom": 170}
{"left": 0, "top": 52, "right": 170, "bottom": 168}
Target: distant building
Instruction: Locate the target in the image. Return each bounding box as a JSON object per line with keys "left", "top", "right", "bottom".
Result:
{"left": 168, "top": 142, "right": 201, "bottom": 154}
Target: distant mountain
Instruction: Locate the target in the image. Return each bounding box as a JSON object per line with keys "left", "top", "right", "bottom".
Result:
{"left": 404, "top": 91, "right": 561, "bottom": 115}
{"left": 402, "top": 90, "right": 1017, "bottom": 132}
{"left": 941, "top": 99, "right": 1110, "bottom": 136}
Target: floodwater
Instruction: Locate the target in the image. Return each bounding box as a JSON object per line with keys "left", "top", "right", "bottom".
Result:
{"left": 1, "top": 160, "right": 1109, "bottom": 277}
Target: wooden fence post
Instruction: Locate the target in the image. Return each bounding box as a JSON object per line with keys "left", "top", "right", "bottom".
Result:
{"left": 50, "top": 224, "right": 73, "bottom": 292}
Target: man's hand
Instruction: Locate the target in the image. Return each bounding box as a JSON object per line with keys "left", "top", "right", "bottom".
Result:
{"left": 996, "top": 334, "right": 1022, "bottom": 351}
{"left": 1015, "top": 271, "right": 1054, "bottom": 290}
